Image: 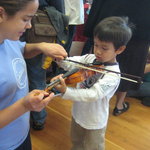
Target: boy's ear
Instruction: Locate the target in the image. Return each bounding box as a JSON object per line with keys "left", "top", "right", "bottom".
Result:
{"left": 0, "top": 7, "right": 6, "bottom": 23}
{"left": 116, "top": 45, "right": 126, "bottom": 55}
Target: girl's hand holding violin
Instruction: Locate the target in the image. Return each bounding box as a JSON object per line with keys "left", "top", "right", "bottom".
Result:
{"left": 51, "top": 74, "right": 67, "bottom": 94}
{"left": 22, "top": 90, "right": 54, "bottom": 112}
{"left": 0, "top": 90, "right": 54, "bottom": 129}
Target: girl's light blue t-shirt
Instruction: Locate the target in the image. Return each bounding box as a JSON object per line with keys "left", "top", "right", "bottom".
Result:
{"left": 0, "top": 40, "right": 30, "bottom": 150}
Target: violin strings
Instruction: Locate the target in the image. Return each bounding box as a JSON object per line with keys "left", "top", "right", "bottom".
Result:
{"left": 64, "top": 60, "right": 140, "bottom": 83}
{"left": 77, "top": 64, "right": 140, "bottom": 83}
{"left": 64, "top": 59, "right": 141, "bottom": 79}
{"left": 64, "top": 59, "right": 141, "bottom": 83}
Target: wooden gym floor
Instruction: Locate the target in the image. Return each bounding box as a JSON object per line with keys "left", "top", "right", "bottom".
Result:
{"left": 31, "top": 95, "right": 150, "bottom": 150}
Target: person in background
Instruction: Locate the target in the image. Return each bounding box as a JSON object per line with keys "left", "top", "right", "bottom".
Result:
{"left": 25, "top": 0, "right": 66, "bottom": 130}
{"left": 83, "top": 0, "right": 150, "bottom": 115}
{"left": 46, "top": 0, "right": 65, "bottom": 13}
{"left": 0, "top": 0, "right": 67, "bottom": 150}
{"left": 64, "top": 0, "right": 84, "bottom": 54}
{"left": 127, "top": 49, "right": 150, "bottom": 107}
{"left": 72, "top": 0, "right": 92, "bottom": 45}
{"left": 51, "top": 16, "right": 132, "bottom": 150}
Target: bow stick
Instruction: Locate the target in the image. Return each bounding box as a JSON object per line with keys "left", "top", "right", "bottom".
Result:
{"left": 64, "top": 59, "right": 142, "bottom": 84}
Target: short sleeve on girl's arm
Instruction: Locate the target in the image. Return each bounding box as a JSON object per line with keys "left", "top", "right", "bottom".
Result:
{"left": 16, "top": 41, "right": 26, "bottom": 54}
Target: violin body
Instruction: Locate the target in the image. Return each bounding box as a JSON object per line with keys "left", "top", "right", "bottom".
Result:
{"left": 65, "top": 69, "right": 96, "bottom": 84}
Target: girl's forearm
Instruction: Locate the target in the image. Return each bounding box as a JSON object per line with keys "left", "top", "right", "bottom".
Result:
{"left": 23, "top": 43, "right": 42, "bottom": 58}
{"left": 0, "top": 99, "right": 28, "bottom": 128}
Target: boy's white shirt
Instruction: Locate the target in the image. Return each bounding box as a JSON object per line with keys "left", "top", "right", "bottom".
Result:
{"left": 58, "top": 54, "right": 120, "bottom": 129}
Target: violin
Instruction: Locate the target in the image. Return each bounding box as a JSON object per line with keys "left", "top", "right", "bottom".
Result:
{"left": 45, "top": 59, "right": 142, "bottom": 93}
{"left": 64, "top": 59, "right": 142, "bottom": 84}
{"left": 65, "top": 69, "right": 95, "bottom": 84}
{"left": 45, "top": 67, "right": 100, "bottom": 93}
{"left": 65, "top": 65, "right": 105, "bottom": 84}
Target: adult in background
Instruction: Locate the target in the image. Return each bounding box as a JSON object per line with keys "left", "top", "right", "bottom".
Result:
{"left": 25, "top": 0, "right": 66, "bottom": 130}
{"left": 64, "top": 0, "right": 84, "bottom": 54}
{"left": 83, "top": 0, "right": 150, "bottom": 115}
{"left": 127, "top": 49, "right": 150, "bottom": 107}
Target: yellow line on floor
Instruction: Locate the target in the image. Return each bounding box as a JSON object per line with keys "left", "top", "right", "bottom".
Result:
{"left": 47, "top": 106, "right": 125, "bottom": 150}
{"left": 47, "top": 106, "right": 71, "bottom": 121}
{"left": 105, "top": 139, "right": 125, "bottom": 150}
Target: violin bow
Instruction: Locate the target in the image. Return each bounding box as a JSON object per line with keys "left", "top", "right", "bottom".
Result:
{"left": 64, "top": 59, "right": 142, "bottom": 84}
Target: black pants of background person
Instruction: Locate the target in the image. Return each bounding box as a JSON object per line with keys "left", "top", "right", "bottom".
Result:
{"left": 117, "top": 38, "right": 149, "bottom": 91}
{"left": 64, "top": 25, "right": 76, "bottom": 55}
{"left": 81, "top": 37, "right": 93, "bottom": 55}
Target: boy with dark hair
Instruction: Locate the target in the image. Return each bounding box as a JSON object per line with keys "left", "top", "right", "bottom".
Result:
{"left": 51, "top": 16, "right": 132, "bottom": 150}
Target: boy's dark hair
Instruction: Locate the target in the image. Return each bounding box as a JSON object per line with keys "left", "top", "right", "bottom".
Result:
{"left": 94, "top": 16, "right": 133, "bottom": 49}
{"left": 0, "top": 0, "right": 35, "bottom": 16}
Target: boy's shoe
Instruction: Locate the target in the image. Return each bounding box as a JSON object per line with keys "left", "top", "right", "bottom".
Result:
{"left": 113, "top": 102, "right": 130, "bottom": 116}
{"left": 32, "top": 121, "right": 45, "bottom": 130}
